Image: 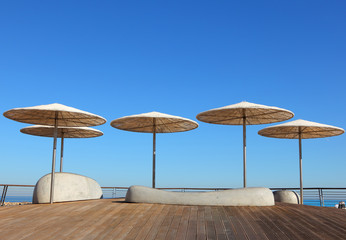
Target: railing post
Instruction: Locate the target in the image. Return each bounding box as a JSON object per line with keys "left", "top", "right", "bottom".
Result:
{"left": 320, "top": 189, "right": 324, "bottom": 207}
{"left": 317, "top": 188, "right": 325, "bottom": 207}
{"left": 1, "top": 185, "right": 9, "bottom": 206}
{"left": 318, "top": 189, "right": 322, "bottom": 206}
{"left": 113, "top": 188, "right": 116, "bottom": 198}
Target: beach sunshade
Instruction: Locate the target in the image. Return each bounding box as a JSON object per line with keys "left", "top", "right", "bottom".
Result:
{"left": 20, "top": 125, "right": 103, "bottom": 172}
{"left": 258, "top": 119, "right": 344, "bottom": 204}
{"left": 110, "top": 111, "right": 198, "bottom": 188}
{"left": 196, "top": 101, "right": 294, "bottom": 187}
{"left": 3, "top": 103, "right": 106, "bottom": 127}
{"left": 4, "top": 103, "right": 106, "bottom": 204}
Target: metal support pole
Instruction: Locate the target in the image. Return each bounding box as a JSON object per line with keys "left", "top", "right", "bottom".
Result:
{"left": 152, "top": 119, "right": 156, "bottom": 189}
{"left": 321, "top": 189, "right": 324, "bottom": 207}
{"left": 0, "top": 186, "right": 5, "bottom": 205}
{"left": 1, "top": 185, "right": 8, "bottom": 206}
{"left": 299, "top": 130, "right": 303, "bottom": 205}
{"left": 112, "top": 188, "right": 116, "bottom": 198}
{"left": 60, "top": 132, "right": 64, "bottom": 172}
{"left": 50, "top": 113, "right": 58, "bottom": 204}
{"left": 243, "top": 116, "right": 247, "bottom": 188}
{"left": 318, "top": 189, "right": 322, "bottom": 207}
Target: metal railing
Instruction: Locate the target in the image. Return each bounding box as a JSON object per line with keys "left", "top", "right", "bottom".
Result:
{"left": 270, "top": 187, "right": 346, "bottom": 207}
{"left": 100, "top": 187, "right": 128, "bottom": 199}
{"left": 1, "top": 184, "right": 346, "bottom": 207}
{"left": 0, "top": 184, "right": 35, "bottom": 206}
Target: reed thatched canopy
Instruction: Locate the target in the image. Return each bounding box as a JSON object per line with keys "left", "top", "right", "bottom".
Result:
{"left": 4, "top": 103, "right": 106, "bottom": 127}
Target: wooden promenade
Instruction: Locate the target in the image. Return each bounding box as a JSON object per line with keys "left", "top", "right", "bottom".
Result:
{"left": 0, "top": 198, "right": 345, "bottom": 240}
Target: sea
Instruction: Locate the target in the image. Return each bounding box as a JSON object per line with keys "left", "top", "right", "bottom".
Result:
{"left": 3, "top": 196, "right": 33, "bottom": 202}
{"left": 3, "top": 196, "right": 344, "bottom": 208}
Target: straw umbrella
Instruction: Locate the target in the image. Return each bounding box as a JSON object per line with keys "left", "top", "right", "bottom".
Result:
{"left": 3, "top": 103, "right": 106, "bottom": 203}
{"left": 196, "top": 101, "right": 294, "bottom": 188}
{"left": 110, "top": 111, "right": 198, "bottom": 188}
{"left": 258, "top": 119, "right": 344, "bottom": 204}
{"left": 20, "top": 125, "right": 103, "bottom": 172}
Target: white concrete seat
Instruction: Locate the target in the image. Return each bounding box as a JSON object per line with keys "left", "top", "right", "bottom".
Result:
{"left": 125, "top": 185, "right": 275, "bottom": 206}
{"left": 33, "top": 172, "right": 103, "bottom": 203}
{"left": 273, "top": 190, "right": 300, "bottom": 204}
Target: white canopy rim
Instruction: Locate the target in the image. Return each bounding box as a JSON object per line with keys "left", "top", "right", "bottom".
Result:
{"left": 258, "top": 119, "right": 345, "bottom": 139}
{"left": 3, "top": 103, "right": 106, "bottom": 127}
{"left": 20, "top": 125, "right": 103, "bottom": 138}
{"left": 196, "top": 101, "right": 294, "bottom": 125}
{"left": 110, "top": 111, "right": 198, "bottom": 133}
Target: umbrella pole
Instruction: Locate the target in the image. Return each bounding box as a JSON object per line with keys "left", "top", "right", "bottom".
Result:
{"left": 299, "top": 130, "right": 303, "bottom": 204}
{"left": 243, "top": 117, "right": 247, "bottom": 188}
{"left": 60, "top": 132, "right": 64, "bottom": 172}
{"left": 50, "top": 113, "right": 58, "bottom": 204}
{"left": 152, "top": 119, "right": 156, "bottom": 189}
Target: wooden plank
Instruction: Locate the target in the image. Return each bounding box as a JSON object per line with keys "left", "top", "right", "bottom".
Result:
{"left": 174, "top": 206, "right": 191, "bottom": 240}
{"left": 210, "top": 206, "right": 227, "bottom": 240}
{"left": 196, "top": 206, "right": 207, "bottom": 240}
{"left": 218, "top": 206, "right": 237, "bottom": 240}
{"left": 105, "top": 204, "right": 154, "bottom": 240}
{"left": 204, "top": 206, "right": 216, "bottom": 240}
{"left": 1, "top": 199, "right": 346, "bottom": 240}
{"left": 123, "top": 204, "right": 157, "bottom": 240}
{"left": 121, "top": 204, "right": 163, "bottom": 240}
{"left": 291, "top": 204, "right": 346, "bottom": 238}
{"left": 165, "top": 206, "right": 183, "bottom": 240}
{"left": 276, "top": 203, "right": 345, "bottom": 239}
{"left": 144, "top": 204, "right": 172, "bottom": 240}
{"left": 88, "top": 202, "right": 138, "bottom": 239}
{"left": 186, "top": 206, "right": 198, "bottom": 240}
{"left": 265, "top": 205, "right": 310, "bottom": 240}
{"left": 133, "top": 204, "right": 165, "bottom": 240}
{"left": 239, "top": 206, "right": 269, "bottom": 240}
{"left": 156, "top": 205, "right": 181, "bottom": 240}
{"left": 232, "top": 207, "right": 260, "bottom": 240}
{"left": 224, "top": 207, "right": 247, "bottom": 240}
{"left": 247, "top": 207, "right": 280, "bottom": 240}
{"left": 57, "top": 200, "right": 121, "bottom": 239}
{"left": 255, "top": 206, "right": 291, "bottom": 240}
{"left": 4, "top": 201, "right": 96, "bottom": 239}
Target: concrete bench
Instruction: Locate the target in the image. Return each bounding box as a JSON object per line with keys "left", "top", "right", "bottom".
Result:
{"left": 125, "top": 185, "right": 275, "bottom": 206}
{"left": 33, "top": 172, "right": 103, "bottom": 203}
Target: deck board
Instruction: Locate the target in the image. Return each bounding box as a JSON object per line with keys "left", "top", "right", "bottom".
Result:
{"left": 0, "top": 199, "right": 345, "bottom": 240}
{"left": 196, "top": 206, "right": 206, "bottom": 240}
{"left": 154, "top": 205, "right": 176, "bottom": 240}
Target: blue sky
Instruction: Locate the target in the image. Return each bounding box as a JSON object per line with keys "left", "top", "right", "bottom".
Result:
{"left": 1, "top": 1, "right": 345, "bottom": 189}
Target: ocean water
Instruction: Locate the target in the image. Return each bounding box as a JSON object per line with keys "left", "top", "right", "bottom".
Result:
{"left": 3, "top": 196, "right": 33, "bottom": 202}
{"left": 304, "top": 199, "right": 345, "bottom": 208}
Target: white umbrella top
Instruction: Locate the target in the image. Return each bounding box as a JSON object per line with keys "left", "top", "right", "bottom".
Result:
{"left": 258, "top": 119, "right": 344, "bottom": 139}
{"left": 110, "top": 111, "right": 198, "bottom": 133}
{"left": 196, "top": 101, "right": 294, "bottom": 125}
{"left": 3, "top": 103, "right": 106, "bottom": 127}
{"left": 20, "top": 125, "right": 103, "bottom": 138}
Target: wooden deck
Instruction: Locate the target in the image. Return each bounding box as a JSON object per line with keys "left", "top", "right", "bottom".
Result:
{"left": 0, "top": 199, "right": 345, "bottom": 240}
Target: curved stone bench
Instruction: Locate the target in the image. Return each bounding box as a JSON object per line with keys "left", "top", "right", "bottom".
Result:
{"left": 33, "top": 172, "right": 103, "bottom": 204}
{"left": 273, "top": 190, "right": 300, "bottom": 204}
{"left": 125, "top": 185, "right": 275, "bottom": 206}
